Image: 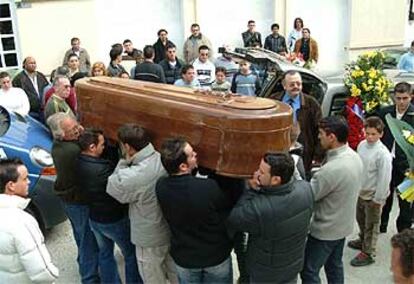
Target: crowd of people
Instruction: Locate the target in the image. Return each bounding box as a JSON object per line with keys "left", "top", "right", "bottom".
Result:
{"left": 0, "top": 18, "right": 414, "bottom": 284}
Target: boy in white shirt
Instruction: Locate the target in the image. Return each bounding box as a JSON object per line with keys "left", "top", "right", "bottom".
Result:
{"left": 348, "top": 116, "right": 392, "bottom": 266}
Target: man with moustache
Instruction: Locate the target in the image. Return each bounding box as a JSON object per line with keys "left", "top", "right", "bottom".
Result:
{"left": 271, "top": 70, "right": 322, "bottom": 174}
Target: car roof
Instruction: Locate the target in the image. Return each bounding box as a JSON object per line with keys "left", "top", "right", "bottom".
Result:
{"left": 221, "top": 47, "right": 326, "bottom": 83}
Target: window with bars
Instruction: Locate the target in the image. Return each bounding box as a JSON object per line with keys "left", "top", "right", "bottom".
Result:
{"left": 0, "top": 2, "right": 19, "bottom": 69}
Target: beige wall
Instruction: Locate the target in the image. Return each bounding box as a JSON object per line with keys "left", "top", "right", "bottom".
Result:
{"left": 16, "top": 0, "right": 98, "bottom": 75}
{"left": 13, "top": 0, "right": 411, "bottom": 75}
{"left": 349, "top": 0, "right": 406, "bottom": 49}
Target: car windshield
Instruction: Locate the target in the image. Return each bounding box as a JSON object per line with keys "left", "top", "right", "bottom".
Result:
{"left": 0, "top": 107, "right": 11, "bottom": 137}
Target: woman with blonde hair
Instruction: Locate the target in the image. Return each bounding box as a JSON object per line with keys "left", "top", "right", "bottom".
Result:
{"left": 90, "top": 62, "right": 108, "bottom": 77}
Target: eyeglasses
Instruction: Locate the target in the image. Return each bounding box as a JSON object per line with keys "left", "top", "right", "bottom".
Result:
{"left": 64, "top": 85, "right": 71, "bottom": 89}
{"left": 200, "top": 53, "right": 209, "bottom": 57}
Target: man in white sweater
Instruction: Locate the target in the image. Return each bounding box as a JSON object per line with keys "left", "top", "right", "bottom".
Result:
{"left": 348, "top": 117, "right": 392, "bottom": 266}
{"left": 0, "top": 158, "right": 58, "bottom": 283}
{"left": 0, "top": 71, "right": 30, "bottom": 116}
{"left": 301, "top": 116, "right": 363, "bottom": 284}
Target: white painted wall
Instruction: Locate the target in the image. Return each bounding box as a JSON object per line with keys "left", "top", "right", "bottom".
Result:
{"left": 285, "top": 0, "right": 350, "bottom": 74}
{"left": 195, "top": 0, "right": 275, "bottom": 53}
{"left": 94, "top": 0, "right": 184, "bottom": 64}
{"left": 16, "top": 0, "right": 98, "bottom": 75}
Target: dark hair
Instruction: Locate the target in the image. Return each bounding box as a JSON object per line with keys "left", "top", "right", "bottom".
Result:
{"left": 71, "top": 37, "right": 80, "bottom": 44}
{"left": 293, "top": 17, "right": 304, "bottom": 29}
{"left": 271, "top": 23, "right": 280, "bottom": 30}
{"left": 181, "top": 64, "right": 194, "bottom": 75}
{"left": 157, "top": 29, "right": 168, "bottom": 36}
{"left": 282, "top": 70, "right": 300, "bottom": 81}
{"left": 411, "top": 40, "right": 414, "bottom": 47}
{"left": 0, "top": 158, "right": 24, "bottom": 193}
{"left": 395, "top": 82, "right": 412, "bottom": 94}
{"left": 117, "top": 124, "right": 149, "bottom": 151}
{"left": 215, "top": 67, "right": 226, "bottom": 75}
{"left": 302, "top": 28, "right": 311, "bottom": 34}
{"left": 143, "top": 45, "right": 155, "bottom": 59}
{"left": 248, "top": 20, "right": 255, "bottom": 25}
{"left": 123, "top": 39, "right": 132, "bottom": 45}
{"left": 160, "top": 137, "right": 188, "bottom": 175}
{"left": 391, "top": 229, "right": 414, "bottom": 278}
{"left": 109, "top": 47, "right": 123, "bottom": 61}
{"left": 67, "top": 53, "right": 79, "bottom": 62}
{"left": 78, "top": 128, "right": 103, "bottom": 151}
{"left": 364, "top": 116, "right": 384, "bottom": 133}
{"left": 0, "top": 71, "right": 10, "bottom": 80}
{"left": 198, "top": 45, "right": 209, "bottom": 53}
{"left": 318, "top": 116, "right": 349, "bottom": 143}
{"left": 263, "top": 152, "right": 294, "bottom": 184}
{"left": 191, "top": 23, "right": 200, "bottom": 29}
{"left": 166, "top": 43, "right": 176, "bottom": 50}
{"left": 118, "top": 71, "right": 129, "bottom": 78}
{"left": 112, "top": 43, "right": 123, "bottom": 51}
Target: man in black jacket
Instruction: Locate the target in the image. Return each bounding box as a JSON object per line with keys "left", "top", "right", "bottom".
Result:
{"left": 77, "top": 129, "right": 142, "bottom": 284}
{"left": 227, "top": 152, "right": 314, "bottom": 284}
{"left": 156, "top": 137, "right": 233, "bottom": 283}
{"left": 134, "top": 45, "right": 166, "bottom": 83}
{"left": 379, "top": 82, "right": 414, "bottom": 233}
{"left": 12, "top": 56, "right": 49, "bottom": 121}
{"left": 242, "top": 20, "right": 262, "bottom": 47}
{"left": 159, "top": 44, "right": 185, "bottom": 84}
{"left": 153, "top": 29, "right": 175, "bottom": 64}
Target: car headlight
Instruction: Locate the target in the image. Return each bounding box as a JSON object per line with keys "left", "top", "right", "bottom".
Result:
{"left": 30, "top": 147, "right": 54, "bottom": 167}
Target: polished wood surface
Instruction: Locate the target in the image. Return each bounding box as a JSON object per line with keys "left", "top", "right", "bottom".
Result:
{"left": 76, "top": 77, "right": 292, "bottom": 177}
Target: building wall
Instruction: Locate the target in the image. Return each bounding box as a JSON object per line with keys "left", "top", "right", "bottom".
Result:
{"left": 16, "top": 0, "right": 98, "bottom": 74}
{"left": 13, "top": 0, "right": 410, "bottom": 76}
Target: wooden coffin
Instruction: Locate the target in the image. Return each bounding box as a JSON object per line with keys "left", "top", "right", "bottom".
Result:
{"left": 76, "top": 77, "right": 292, "bottom": 177}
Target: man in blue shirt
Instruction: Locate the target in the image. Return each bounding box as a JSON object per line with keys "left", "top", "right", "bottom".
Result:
{"left": 398, "top": 41, "right": 414, "bottom": 72}
{"left": 271, "top": 70, "right": 322, "bottom": 174}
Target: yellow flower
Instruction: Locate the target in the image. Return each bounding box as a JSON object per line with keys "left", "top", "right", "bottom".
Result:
{"left": 365, "top": 100, "right": 378, "bottom": 112}
{"left": 368, "top": 68, "right": 377, "bottom": 79}
{"left": 408, "top": 134, "right": 414, "bottom": 145}
{"left": 351, "top": 84, "right": 361, "bottom": 97}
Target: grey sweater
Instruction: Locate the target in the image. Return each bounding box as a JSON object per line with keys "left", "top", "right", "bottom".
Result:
{"left": 357, "top": 140, "right": 392, "bottom": 204}
{"left": 106, "top": 143, "right": 170, "bottom": 247}
{"left": 310, "top": 144, "right": 363, "bottom": 240}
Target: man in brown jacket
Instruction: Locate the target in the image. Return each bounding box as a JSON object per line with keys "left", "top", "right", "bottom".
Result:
{"left": 183, "top": 23, "right": 213, "bottom": 64}
{"left": 271, "top": 70, "right": 322, "bottom": 174}
{"left": 294, "top": 28, "right": 319, "bottom": 63}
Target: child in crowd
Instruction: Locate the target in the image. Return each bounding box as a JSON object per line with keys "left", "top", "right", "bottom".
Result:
{"left": 231, "top": 60, "right": 261, "bottom": 96}
{"left": 211, "top": 67, "right": 231, "bottom": 93}
{"left": 348, "top": 116, "right": 392, "bottom": 266}
{"left": 118, "top": 71, "right": 130, "bottom": 79}
{"left": 174, "top": 64, "right": 201, "bottom": 89}
{"left": 289, "top": 123, "right": 305, "bottom": 180}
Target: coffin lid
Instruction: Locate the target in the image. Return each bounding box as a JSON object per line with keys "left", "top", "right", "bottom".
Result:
{"left": 84, "top": 77, "right": 277, "bottom": 110}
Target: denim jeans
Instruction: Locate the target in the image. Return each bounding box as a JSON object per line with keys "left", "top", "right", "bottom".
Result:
{"left": 89, "top": 216, "right": 142, "bottom": 284}
{"left": 175, "top": 257, "right": 233, "bottom": 284}
{"left": 62, "top": 203, "right": 100, "bottom": 284}
{"left": 301, "top": 235, "right": 345, "bottom": 284}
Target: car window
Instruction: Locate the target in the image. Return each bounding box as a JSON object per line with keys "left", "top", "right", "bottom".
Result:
{"left": 0, "top": 107, "right": 11, "bottom": 137}
{"left": 261, "top": 72, "right": 325, "bottom": 104}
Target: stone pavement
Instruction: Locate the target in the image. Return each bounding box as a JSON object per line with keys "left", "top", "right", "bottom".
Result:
{"left": 47, "top": 197, "right": 401, "bottom": 283}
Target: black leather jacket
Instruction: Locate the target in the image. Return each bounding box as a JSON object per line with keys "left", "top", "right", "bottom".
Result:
{"left": 77, "top": 154, "right": 127, "bottom": 223}
{"left": 227, "top": 180, "right": 314, "bottom": 283}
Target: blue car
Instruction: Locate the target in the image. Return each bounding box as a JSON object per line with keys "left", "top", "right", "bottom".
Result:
{"left": 0, "top": 106, "right": 66, "bottom": 231}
